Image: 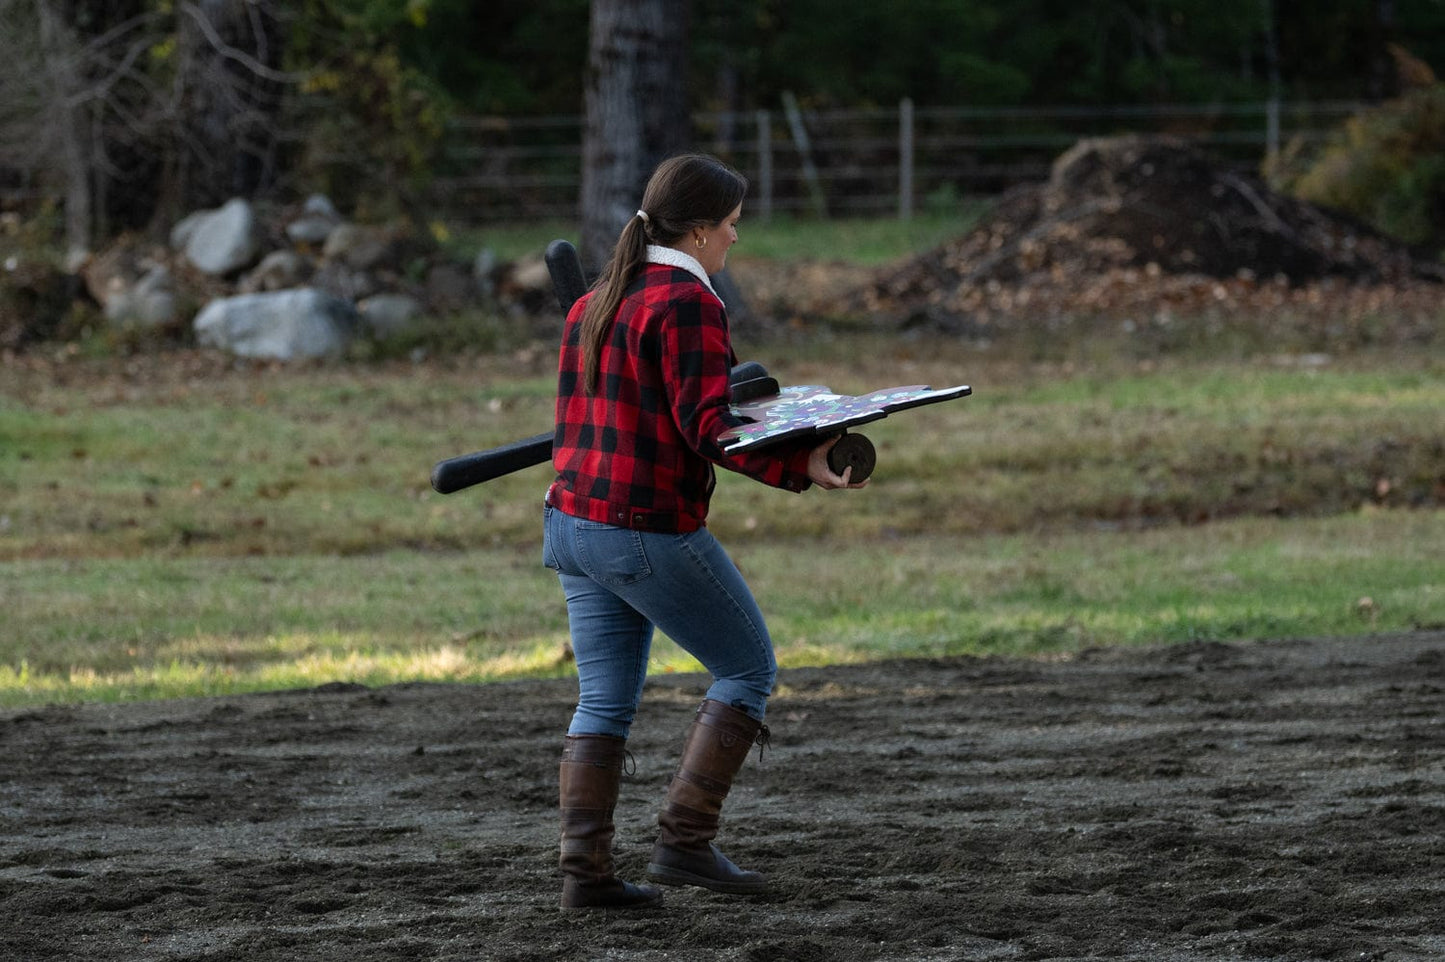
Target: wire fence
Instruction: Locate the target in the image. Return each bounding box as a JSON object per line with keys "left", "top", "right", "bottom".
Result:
{"left": 427, "top": 99, "right": 1365, "bottom": 225}
{"left": 0, "top": 99, "right": 1365, "bottom": 227}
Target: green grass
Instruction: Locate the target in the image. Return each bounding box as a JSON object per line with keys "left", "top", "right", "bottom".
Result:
{"left": 5, "top": 350, "right": 1440, "bottom": 558}
{"left": 450, "top": 208, "right": 984, "bottom": 266}
{"left": 1, "top": 511, "right": 1438, "bottom": 707}
{"left": 757, "top": 510, "right": 1443, "bottom": 659}
{"left": 2, "top": 336, "right": 1442, "bottom": 707}
{"left": 450, "top": 219, "right": 579, "bottom": 262}
{"left": 725, "top": 208, "right": 987, "bottom": 264}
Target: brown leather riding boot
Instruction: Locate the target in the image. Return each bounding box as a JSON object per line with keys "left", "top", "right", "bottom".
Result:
{"left": 558, "top": 734, "right": 663, "bottom": 910}
{"left": 646, "top": 700, "right": 769, "bottom": 894}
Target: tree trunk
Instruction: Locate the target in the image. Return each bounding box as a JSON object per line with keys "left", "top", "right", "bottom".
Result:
{"left": 1369, "top": 0, "right": 1399, "bottom": 99}
{"left": 33, "top": 0, "right": 92, "bottom": 268}
{"left": 579, "top": 0, "right": 691, "bottom": 271}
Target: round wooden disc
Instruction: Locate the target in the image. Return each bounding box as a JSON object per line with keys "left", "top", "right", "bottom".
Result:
{"left": 827, "top": 432, "right": 876, "bottom": 483}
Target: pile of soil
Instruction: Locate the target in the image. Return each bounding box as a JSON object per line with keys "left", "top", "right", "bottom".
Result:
{"left": 3, "top": 630, "right": 1442, "bottom": 960}
{"left": 833, "top": 136, "right": 1445, "bottom": 335}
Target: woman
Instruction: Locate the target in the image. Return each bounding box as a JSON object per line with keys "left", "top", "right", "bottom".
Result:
{"left": 544, "top": 153, "right": 866, "bottom": 910}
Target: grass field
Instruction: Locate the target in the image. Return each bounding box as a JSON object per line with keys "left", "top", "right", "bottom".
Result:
{"left": 2, "top": 215, "right": 1442, "bottom": 707}
{"left": 453, "top": 209, "right": 981, "bottom": 265}
{"left": 3, "top": 344, "right": 1440, "bottom": 707}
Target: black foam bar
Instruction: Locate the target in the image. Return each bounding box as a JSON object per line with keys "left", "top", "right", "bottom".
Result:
{"left": 431, "top": 359, "right": 775, "bottom": 494}
{"left": 730, "top": 376, "right": 780, "bottom": 404}
{"left": 430, "top": 432, "right": 554, "bottom": 494}
{"left": 729, "top": 360, "right": 770, "bottom": 385}
{"left": 429, "top": 242, "right": 772, "bottom": 495}
{"left": 545, "top": 239, "right": 589, "bottom": 314}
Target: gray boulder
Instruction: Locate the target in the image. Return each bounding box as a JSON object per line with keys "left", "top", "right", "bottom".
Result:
{"left": 322, "top": 223, "right": 397, "bottom": 272}
{"left": 425, "top": 262, "right": 475, "bottom": 314}
{"left": 168, "top": 212, "right": 202, "bottom": 251}
{"left": 105, "top": 265, "right": 179, "bottom": 329}
{"left": 240, "top": 250, "right": 314, "bottom": 293}
{"left": 175, "top": 198, "right": 262, "bottom": 276}
{"left": 193, "top": 288, "right": 358, "bottom": 360}
{"left": 285, "top": 194, "right": 343, "bottom": 246}
{"left": 310, "top": 259, "right": 381, "bottom": 302}
{"left": 473, "top": 247, "right": 498, "bottom": 300}
{"left": 358, "top": 292, "right": 423, "bottom": 340}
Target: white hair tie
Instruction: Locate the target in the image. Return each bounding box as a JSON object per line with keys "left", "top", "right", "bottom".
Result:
{"left": 635, "top": 209, "right": 650, "bottom": 224}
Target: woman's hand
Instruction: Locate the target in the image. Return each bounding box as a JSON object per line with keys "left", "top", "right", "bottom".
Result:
{"left": 807, "top": 437, "right": 870, "bottom": 490}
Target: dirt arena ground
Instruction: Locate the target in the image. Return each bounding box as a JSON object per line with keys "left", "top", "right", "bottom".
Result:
{"left": 3, "top": 630, "right": 1442, "bottom": 961}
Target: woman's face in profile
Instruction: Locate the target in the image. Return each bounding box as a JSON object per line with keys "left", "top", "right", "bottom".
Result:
{"left": 694, "top": 203, "right": 741, "bottom": 276}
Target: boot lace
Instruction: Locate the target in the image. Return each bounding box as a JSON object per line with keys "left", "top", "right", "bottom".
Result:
{"left": 754, "top": 724, "right": 771, "bottom": 763}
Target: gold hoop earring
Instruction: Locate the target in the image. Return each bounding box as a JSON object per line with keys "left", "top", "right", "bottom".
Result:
{"left": 696, "top": 236, "right": 706, "bottom": 249}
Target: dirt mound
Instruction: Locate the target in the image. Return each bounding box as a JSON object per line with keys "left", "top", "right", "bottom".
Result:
{"left": 854, "top": 136, "right": 1445, "bottom": 333}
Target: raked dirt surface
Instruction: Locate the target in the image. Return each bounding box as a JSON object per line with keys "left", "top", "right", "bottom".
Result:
{"left": 3, "top": 631, "right": 1443, "bottom": 961}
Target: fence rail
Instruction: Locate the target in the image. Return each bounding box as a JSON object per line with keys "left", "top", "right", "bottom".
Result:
{"left": 427, "top": 99, "right": 1365, "bottom": 225}
{"left": 0, "top": 100, "right": 1366, "bottom": 226}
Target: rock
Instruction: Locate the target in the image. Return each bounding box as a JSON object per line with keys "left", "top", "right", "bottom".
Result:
{"left": 9, "top": 188, "right": 589, "bottom": 355}
{"left": 322, "top": 223, "right": 398, "bottom": 272}
{"left": 309, "top": 259, "right": 381, "bottom": 303}
{"left": 241, "top": 250, "right": 314, "bottom": 293}
{"left": 495, "top": 255, "right": 553, "bottom": 314}
{"left": 424, "top": 261, "right": 474, "bottom": 314}
{"left": 285, "top": 194, "right": 343, "bottom": 246}
{"left": 104, "top": 265, "right": 179, "bottom": 329}
{"left": 473, "top": 247, "right": 498, "bottom": 300}
{"left": 81, "top": 235, "right": 221, "bottom": 330}
{"left": 508, "top": 256, "right": 551, "bottom": 292}
{"left": 303, "top": 194, "right": 341, "bottom": 219}
{"left": 80, "top": 240, "right": 144, "bottom": 310}
{"left": 176, "top": 198, "right": 262, "bottom": 276}
{"left": 169, "top": 210, "right": 203, "bottom": 250}
{"left": 358, "top": 293, "right": 423, "bottom": 340}
{"left": 193, "top": 288, "right": 358, "bottom": 360}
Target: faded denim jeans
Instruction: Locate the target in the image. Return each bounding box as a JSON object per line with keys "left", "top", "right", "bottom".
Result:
{"left": 542, "top": 506, "right": 778, "bottom": 738}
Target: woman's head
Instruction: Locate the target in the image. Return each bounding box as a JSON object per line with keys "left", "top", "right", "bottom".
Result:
{"left": 635, "top": 154, "right": 748, "bottom": 248}
{"left": 577, "top": 154, "right": 748, "bottom": 393}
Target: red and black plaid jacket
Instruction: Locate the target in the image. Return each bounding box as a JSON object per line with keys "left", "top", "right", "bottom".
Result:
{"left": 546, "top": 262, "right": 812, "bottom": 533}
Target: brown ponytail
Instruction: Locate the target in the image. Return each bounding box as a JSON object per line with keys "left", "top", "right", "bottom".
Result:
{"left": 579, "top": 217, "right": 648, "bottom": 394}
{"left": 579, "top": 154, "right": 748, "bottom": 394}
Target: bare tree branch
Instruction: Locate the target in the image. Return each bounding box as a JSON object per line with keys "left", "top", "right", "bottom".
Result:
{"left": 179, "top": 1, "right": 304, "bottom": 84}
{"left": 68, "top": 31, "right": 161, "bottom": 110}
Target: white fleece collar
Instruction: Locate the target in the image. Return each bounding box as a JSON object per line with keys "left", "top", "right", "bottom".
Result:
{"left": 645, "top": 245, "right": 722, "bottom": 306}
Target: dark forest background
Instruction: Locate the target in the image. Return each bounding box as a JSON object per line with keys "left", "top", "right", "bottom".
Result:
{"left": 422, "top": 0, "right": 1439, "bottom": 113}
{"left": 2, "top": 0, "right": 1443, "bottom": 257}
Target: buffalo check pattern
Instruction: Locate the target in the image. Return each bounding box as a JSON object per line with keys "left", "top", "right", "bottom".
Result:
{"left": 547, "top": 264, "right": 812, "bottom": 533}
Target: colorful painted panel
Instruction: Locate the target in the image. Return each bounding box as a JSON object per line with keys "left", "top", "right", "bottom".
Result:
{"left": 719, "top": 383, "right": 971, "bottom": 453}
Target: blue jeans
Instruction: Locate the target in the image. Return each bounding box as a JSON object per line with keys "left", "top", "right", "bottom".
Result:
{"left": 542, "top": 506, "right": 778, "bottom": 738}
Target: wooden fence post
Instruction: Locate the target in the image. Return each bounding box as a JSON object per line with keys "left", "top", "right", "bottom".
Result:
{"left": 1265, "top": 97, "right": 1280, "bottom": 182}
{"left": 899, "top": 97, "right": 914, "bottom": 221}
{"left": 781, "top": 90, "right": 827, "bottom": 218}
{"left": 755, "top": 109, "right": 773, "bottom": 222}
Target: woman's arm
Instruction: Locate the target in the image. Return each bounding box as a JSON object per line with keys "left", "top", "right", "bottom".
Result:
{"left": 661, "top": 291, "right": 815, "bottom": 491}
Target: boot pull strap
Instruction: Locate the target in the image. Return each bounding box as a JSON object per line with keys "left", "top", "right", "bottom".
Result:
{"left": 622, "top": 749, "right": 637, "bottom": 777}
{"left": 754, "top": 724, "right": 771, "bottom": 763}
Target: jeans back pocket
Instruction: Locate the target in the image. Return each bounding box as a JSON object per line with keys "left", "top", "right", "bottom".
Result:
{"left": 575, "top": 522, "right": 652, "bottom": 586}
